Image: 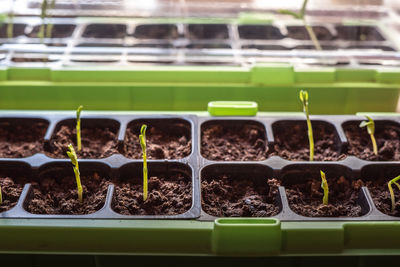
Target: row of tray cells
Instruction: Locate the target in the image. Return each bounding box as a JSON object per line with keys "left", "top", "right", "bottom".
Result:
{"left": 0, "top": 161, "right": 399, "bottom": 218}
{"left": 0, "top": 23, "right": 388, "bottom": 42}
{"left": 0, "top": 117, "right": 399, "bottom": 162}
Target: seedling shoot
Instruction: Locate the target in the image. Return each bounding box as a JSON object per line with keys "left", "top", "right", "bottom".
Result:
{"left": 299, "top": 90, "right": 314, "bottom": 161}
{"left": 139, "top": 124, "right": 148, "bottom": 201}
{"left": 7, "top": 0, "right": 16, "bottom": 39}
{"left": 388, "top": 175, "right": 400, "bottom": 212}
{"left": 67, "top": 144, "right": 83, "bottom": 202}
{"left": 279, "top": 0, "right": 322, "bottom": 50}
{"left": 45, "top": 0, "right": 57, "bottom": 38}
{"left": 320, "top": 170, "right": 329, "bottom": 205}
{"left": 76, "top": 105, "right": 83, "bottom": 151}
{"left": 359, "top": 116, "right": 378, "bottom": 156}
{"left": 38, "top": 0, "right": 48, "bottom": 41}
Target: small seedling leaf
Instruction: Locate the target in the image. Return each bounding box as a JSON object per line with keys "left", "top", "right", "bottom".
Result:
{"left": 77, "top": 105, "right": 83, "bottom": 120}
{"left": 76, "top": 105, "right": 83, "bottom": 151}
{"left": 67, "top": 144, "right": 78, "bottom": 167}
{"left": 278, "top": 9, "right": 302, "bottom": 19}
{"left": 359, "top": 116, "right": 377, "bottom": 155}
{"left": 359, "top": 116, "right": 375, "bottom": 135}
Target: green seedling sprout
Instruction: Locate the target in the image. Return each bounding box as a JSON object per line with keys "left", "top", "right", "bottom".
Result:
{"left": 299, "top": 90, "right": 314, "bottom": 161}
{"left": 7, "top": 0, "right": 16, "bottom": 39}
{"left": 38, "top": 0, "right": 48, "bottom": 42}
{"left": 38, "top": 0, "right": 56, "bottom": 41}
{"left": 388, "top": 175, "right": 400, "bottom": 212}
{"left": 139, "top": 125, "right": 148, "bottom": 201}
{"left": 67, "top": 144, "right": 83, "bottom": 202}
{"left": 320, "top": 170, "right": 329, "bottom": 205}
{"left": 359, "top": 116, "right": 378, "bottom": 156}
{"left": 279, "top": 0, "right": 322, "bottom": 50}
{"left": 45, "top": 0, "right": 56, "bottom": 39}
{"left": 76, "top": 105, "right": 83, "bottom": 151}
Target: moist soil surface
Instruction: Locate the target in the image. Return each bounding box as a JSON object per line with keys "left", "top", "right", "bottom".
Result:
{"left": 26, "top": 172, "right": 109, "bottom": 215}
{"left": 12, "top": 57, "right": 51, "bottom": 62}
{"left": 0, "top": 120, "right": 48, "bottom": 158}
{"left": 238, "top": 25, "right": 283, "bottom": 40}
{"left": 112, "top": 175, "right": 192, "bottom": 215}
{"left": 0, "top": 177, "right": 24, "bottom": 213}
{"left": 286, "top": 176, "right": 363, "bottom": 217}
{"left": 272, "top": 121, "right": 345, "bottom": 161}
{"left": 201, "top": 124, "right": 268, "bottom": 161}
{"left": 335, "top": 26, "right": 384, "bottom": 41}
{"left": 188, "top": 24, "right": 229, "bottom": 40}
{"left": 28, "top": 24, "right": 76, "bottom": 38}
{"left": 134, "top": 24, "right": 178, "bottom": 39}
{"left": 286, "top": 26, "right": 333, "bottom": 40}
{"left": 363, "top": 179, "right": 400, "bottom": 217}
{"left": 202, "top": 176, "right": 280, "bottom": 217}
{"left": 122, "top": 125, "right": 191, "bottom": 160}
{"left": 82, "top": 24, "right": 127, "bottom": 38}
{"left": 46, "top": 124, "right": 118, "bottom": 158}
{"left": 344, "top": 122, "right": 400, "bottom": 161}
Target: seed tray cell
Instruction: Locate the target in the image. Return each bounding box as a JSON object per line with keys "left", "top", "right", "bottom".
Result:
{"left": 0, "top": 113, "right": 399, "bottom": 222}
{"left": 27, "top": 24, "right": 76, "bottom": 39}
{"left": 0, "top": 24, "right": 27, "bottom": 38}
{"left": 133, "top": 24, "right": 179, "bottom": 40}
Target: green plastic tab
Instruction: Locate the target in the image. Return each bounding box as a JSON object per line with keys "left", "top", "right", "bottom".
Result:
{"left": 208, "top": 101, "right": 258, "bottom": 116}
{"left": 212, "top": 218, "right": 281, "bottom": 256}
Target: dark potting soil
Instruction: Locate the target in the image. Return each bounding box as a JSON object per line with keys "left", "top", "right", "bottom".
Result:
{"left": 201, "top": 124, "right": 268, "bottom": 161}
{"left": 112, "top": 175, "right": 192, "bottom": 215}
{"left": 26, "top": 172, "right": 109, "bottom": 215}
{"left": 286, "top": 176, "right": 363, "bottom": 217}
{"left": 46, "top": 125, "right": 118, "bottom": 158}
{"left": 363, "top": 179, "right": 400, "bottom": 217}
{"left": 286, "top": 26, "right": 333, "bottom": 40}
{"left": 335, "top": 25, "right": 385, "bottom": 41}
{"left": 238, "top": 25, "right": 284, "bottom": 40}
{"left": 133, "top": 24, "right": 178, "bottom": 39}
{"left": 272, "top": 121, "right": 345, "bottom": 161}
{"left": 202, "top": 176, "right": 280, "bottom": 217}
{"left": 28, "top": 24, "right": 76, "bottom": 38}
{"left": 0, "top": 177, "right": 24, "bottom": 213}
{"left": 188, "top": 24, "right": 229, "bottom": 40}
{"left": 344, "top": 122, "right": 400, "bottom": 161}
{"left": 82, "top": 24, "right": 127, "bottom": 39}
{"left": 122, "top": 124, "right": 191, "bottom": 160}
{"left": 12, "top": 57, "right": 51, "bottom": 62}
{"left": 0, "top": 120, "right": 48, "bottom": 158}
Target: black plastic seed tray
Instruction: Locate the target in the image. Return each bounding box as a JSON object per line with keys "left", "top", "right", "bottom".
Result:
{"left": 1, "top": 112, "right": 400, "bottom": 222}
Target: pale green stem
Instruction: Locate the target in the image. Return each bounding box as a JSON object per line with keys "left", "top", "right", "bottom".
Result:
{"left": 303, "top": 18, "right": 322, "bottom": 51}
{"left": 77, "top": 119, "right": 81, "bottom": 151}
{"left": 304, "top": 104, "right": 314, "bottom": 161}
{"left": 370, "top": 133, "right": 378, "bottom": 156}
{"left": 388, "top": 175, "right": 400, "bottom": 212}
{"left": 74, "top": 167, "right": 82, "bottom": 202}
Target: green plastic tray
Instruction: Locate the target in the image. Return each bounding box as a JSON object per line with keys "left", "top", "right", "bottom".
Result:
{"left": 0, "top": 64, "right": 400, "bottom": 114}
